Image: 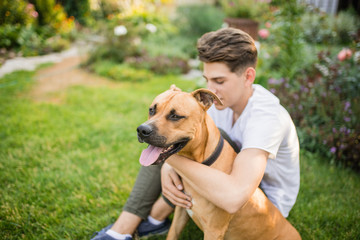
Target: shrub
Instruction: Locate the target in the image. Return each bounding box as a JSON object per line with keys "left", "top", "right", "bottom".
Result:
{"left": 0, "top": 24, "right": 23, "bottom": 49}
{"left": 299, "top": 10, "right": 335, "bottom": 44}
{"left": 299, "top": 8, "right": 359, "bottom": 45}
{"left": 0, "top": 0, "right": 38, "bottom": 26}
{"left": 32, "top": 0, "right": 75, "bottom": 35}
{"left": 0, "top": 0, "right": 38, "bottom": 49}
{"left": 175, "top": 4, "right": 224, "bottom": 40}
{"left": 17, "top": 26, "right": 44, "bottom": 56}
{"left": 261, "top": 0, "right": 307, "bottom": 82}
{"left": 174, "top": 4, "right": 225, "bottom": 58}
{"left": 86, "top": 2, "right": 182, "bottom": 74}
{"left": 58, "top": 0, "right": 91, "bottom": 25}
{"left": 91, "top": 0, "right": 121, "bottom": 20}
{"left": 267, "top": 49, "right": 360, "bottom": 170}
{"left": 125, "top": 55, "right": 190, "bottom": 75}
{"left": 89, "top": 61, "right": 153, "bottom": 82}
{"left": 334, "top": 10, "right": 359, "bottom": 45}
{"left": 32, "top": 0, "right": 56, "bottom": 26}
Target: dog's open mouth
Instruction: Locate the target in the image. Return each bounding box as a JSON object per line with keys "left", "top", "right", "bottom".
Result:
{"left": 139, "top": 139, "right": 189, "bottom": 166}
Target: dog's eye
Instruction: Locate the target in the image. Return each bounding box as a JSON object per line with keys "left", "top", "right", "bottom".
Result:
{"left": 167, "top": 110, "right": 186, "bottom": 121}
{"left": 169, "top": 114, "right": 185, "bottom": 121}
{"left": 149, "top": 104, "right": 157, "bottom": 116}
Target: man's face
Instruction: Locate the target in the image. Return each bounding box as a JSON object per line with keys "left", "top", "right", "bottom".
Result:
{"left": 203, "top": 62, "right": 246, "bottom": 111}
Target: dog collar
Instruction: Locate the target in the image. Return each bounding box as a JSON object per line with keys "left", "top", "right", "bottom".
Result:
{"left": 202, "top": 134, "right": 224, "bottom": 166}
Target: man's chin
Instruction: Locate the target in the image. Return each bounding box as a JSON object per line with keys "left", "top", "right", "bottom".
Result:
{"left": 214, "top": 103, "right": 227, "bottom": 110}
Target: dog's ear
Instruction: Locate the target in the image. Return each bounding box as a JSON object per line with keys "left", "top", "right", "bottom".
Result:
{"left": 170, "top": 84, "right": 181, "bottom": 91}
{"left": 191, "top": 89, "right": 223, "bottom": 110}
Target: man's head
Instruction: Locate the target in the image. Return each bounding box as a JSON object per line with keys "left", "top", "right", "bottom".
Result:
{"left": 197, "top": 27, "right": 257, "bottom": 75}
{"left": 197, "top": 28, "right": 258, "bottom": 112}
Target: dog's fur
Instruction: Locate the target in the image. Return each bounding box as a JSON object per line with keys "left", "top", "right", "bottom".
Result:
{"left": 137, "top": 86, "right": 301, "bottom": 240}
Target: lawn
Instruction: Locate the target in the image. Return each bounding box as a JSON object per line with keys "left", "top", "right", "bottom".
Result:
{"left": 0, "top": 68, "right": 359, "bottom": 240}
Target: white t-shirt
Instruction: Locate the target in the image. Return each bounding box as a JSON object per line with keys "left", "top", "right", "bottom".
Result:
{"left": 207, "top": 84, "right": 300, "bottom": 218}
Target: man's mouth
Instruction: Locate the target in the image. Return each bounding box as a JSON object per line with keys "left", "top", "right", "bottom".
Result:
{"left": 214, "top": 98, "right": 223, "bottom": 105}
{"left": 139, "top": 139, "right": 189, "bottom": 166}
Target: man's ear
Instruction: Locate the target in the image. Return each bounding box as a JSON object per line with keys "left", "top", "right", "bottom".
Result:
{"left": 191, "top": 89, "right": 223, "bottom": 110}
{"left": 244, "top": 67, "right": 256, "bottom": 87}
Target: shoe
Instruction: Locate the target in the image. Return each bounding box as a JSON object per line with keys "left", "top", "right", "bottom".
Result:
{"left": 91, "top": 224, "right": 132, "bottom": 240}
{"left": 91, "top": 233, "right": 132, "bottom": 240}
{"left": 137, "top": 218, "right": 171, "bottom": 238}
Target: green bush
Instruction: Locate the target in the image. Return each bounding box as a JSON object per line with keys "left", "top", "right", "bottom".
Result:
{"left": 15, "top": 26, "right": 71, "bottom": 56}
{"left": 299, "top": 10, "right": 336, "bottom": 44}
{"left": 90, "top": 61, "right": 154, "bottom": 82}
{"left": 175, "top": 4, "right": 224, "bottom": 40}
{"left": 17, "top": 26, "right": 44, "bottom": 56}
{"left": 126, "top": 55, "right": 190, "bottom": 75}
{"left": 0, "top": 0, "right": 37, "bottom": 26}
{"left": 31, "top": 0, "right": 75, "bottom": 35}
{"left": 174, "top": 4, "right": 225, "bottom": 58}
{"left": 0, "top": 24, "right": 23, "bottom": 48}
{"left": 58, "top": 0, "right": 91, "bottom": 25}
{"left": 261, "top": 0, "right": 306, "bottom": 82}
{"left": 267, "top": 49, "right": 360, "bottom": 170}
{"left": 334, "top": 10, "right": 359, "bottom": 44}
{"left": 86, "top": 3, "right": 181, "bottom": 73}
{"left": 299, "top": 8, "right": 359, "bottom": 45}
{"left": 31, "top": 0, "right": 56, "bottom": 26}
{"left": 0, "top": 0, "right": 39, "bottom": 49}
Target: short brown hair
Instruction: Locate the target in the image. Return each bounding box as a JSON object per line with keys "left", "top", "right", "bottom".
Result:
{"left": 197, "top": 28, "right": 257, "bottom": 74}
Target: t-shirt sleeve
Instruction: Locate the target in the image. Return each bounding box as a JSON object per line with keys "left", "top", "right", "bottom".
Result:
{"left": 241, "top": 108, "right": 288, "bottom": 159}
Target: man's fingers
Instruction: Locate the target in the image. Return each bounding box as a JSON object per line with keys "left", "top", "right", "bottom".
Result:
{"left": 161, "top": 163, "right": 192, "bottom": 208}
{"left": 170, "top": 171, "right": 184, "bottom": 191}
{"left": 163, "top": 189, "right": 192, "bottom": 209}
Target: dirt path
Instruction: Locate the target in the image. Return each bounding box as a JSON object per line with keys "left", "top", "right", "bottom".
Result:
{"left": 29, "top": 55, "right": 117, "bottom": 103}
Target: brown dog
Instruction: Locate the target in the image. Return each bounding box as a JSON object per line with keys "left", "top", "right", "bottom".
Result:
{"left": 137, "top": 85, "right": 301, "bottom": 240}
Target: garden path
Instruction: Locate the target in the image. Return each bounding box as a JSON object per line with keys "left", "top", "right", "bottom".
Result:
{"left": 0, "top": 40, "right": 117, "bottom": 103}
{"left": 29, "top": 55, "right": 116, "bottom": 103}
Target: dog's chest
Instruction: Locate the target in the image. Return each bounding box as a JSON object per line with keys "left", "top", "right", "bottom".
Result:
{"left": 183, "top": 182, "right": 220, "bottom": 222}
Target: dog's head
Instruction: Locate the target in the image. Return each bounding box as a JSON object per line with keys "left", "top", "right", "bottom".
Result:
{"left": 137, "top": 85, "right": 222, "bottom": 166}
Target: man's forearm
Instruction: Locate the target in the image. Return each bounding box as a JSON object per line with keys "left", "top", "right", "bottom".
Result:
{"left": 166, "top": 155, "right": 251, "bottom": 213}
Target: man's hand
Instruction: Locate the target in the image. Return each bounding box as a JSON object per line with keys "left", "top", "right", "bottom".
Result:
{"left": 161, "top": 163, "right": 192, "bottom": 209}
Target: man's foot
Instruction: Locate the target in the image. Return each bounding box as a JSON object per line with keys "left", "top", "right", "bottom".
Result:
{"left": 91, "top": 224, "right": 132, "bottom": 240}
{"left": 91, "top": 224, "right": 113, "bottom": 239}
{"left": 137, "top": 218, "right": 171, "bottom": 238}
{"left": 91, "top": 234, "right": 132, "bottom": 240}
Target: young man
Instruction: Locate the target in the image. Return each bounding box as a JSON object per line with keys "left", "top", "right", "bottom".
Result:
{"left": 91, "top": 27, "right": 300, "bottom": 240}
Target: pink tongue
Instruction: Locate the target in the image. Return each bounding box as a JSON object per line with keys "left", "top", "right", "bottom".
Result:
{"left": 139, "top": 145, "right": 164, "bottom": 166}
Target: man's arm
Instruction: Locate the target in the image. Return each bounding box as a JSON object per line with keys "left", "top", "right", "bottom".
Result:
{"left": 162, "top": 148, "right": 269, "bottom": 213}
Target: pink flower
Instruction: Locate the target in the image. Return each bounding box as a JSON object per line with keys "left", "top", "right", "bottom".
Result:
{"left": 31, "top": 11, "right": 39, "bottom": 18}
{"left": 258, "top": 29, "right": 270, "bottom": 39}
{"left": 337, "top": 48, "right": 352, "bottom": 61}
{"left": 265, "top": 22, "right": 272, "bottom": 28}
{"left": 26, "top": 3, "right": 34, "bottom": 10}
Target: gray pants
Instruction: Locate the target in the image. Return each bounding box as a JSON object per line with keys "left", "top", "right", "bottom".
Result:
{"left": 123, "top": 163, "right": 174, "bottom": 219}
{"left": 123, "top": 129, "right": 239, "bottom": 219}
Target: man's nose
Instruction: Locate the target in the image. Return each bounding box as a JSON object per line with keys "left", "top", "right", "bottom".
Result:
{"left": 207, "top": 81, "right": 217, "bottom": 94}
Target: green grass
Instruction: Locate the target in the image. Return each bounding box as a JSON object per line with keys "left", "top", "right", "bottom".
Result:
{"left": 0, "top": 68, "right": 359, "bottom": 239}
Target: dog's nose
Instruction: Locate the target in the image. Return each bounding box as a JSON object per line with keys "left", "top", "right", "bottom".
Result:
{"left": 137, "top": 124, "right": 153, "bottom": 138}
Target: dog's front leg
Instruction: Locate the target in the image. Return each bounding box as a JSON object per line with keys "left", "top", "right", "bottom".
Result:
{"left": 166, "top": 206, "right": 189, "bottom": 240}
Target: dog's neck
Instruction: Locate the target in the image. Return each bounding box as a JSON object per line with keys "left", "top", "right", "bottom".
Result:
{"left": 178, "top": 114, "right": 221, "bottom": 164}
